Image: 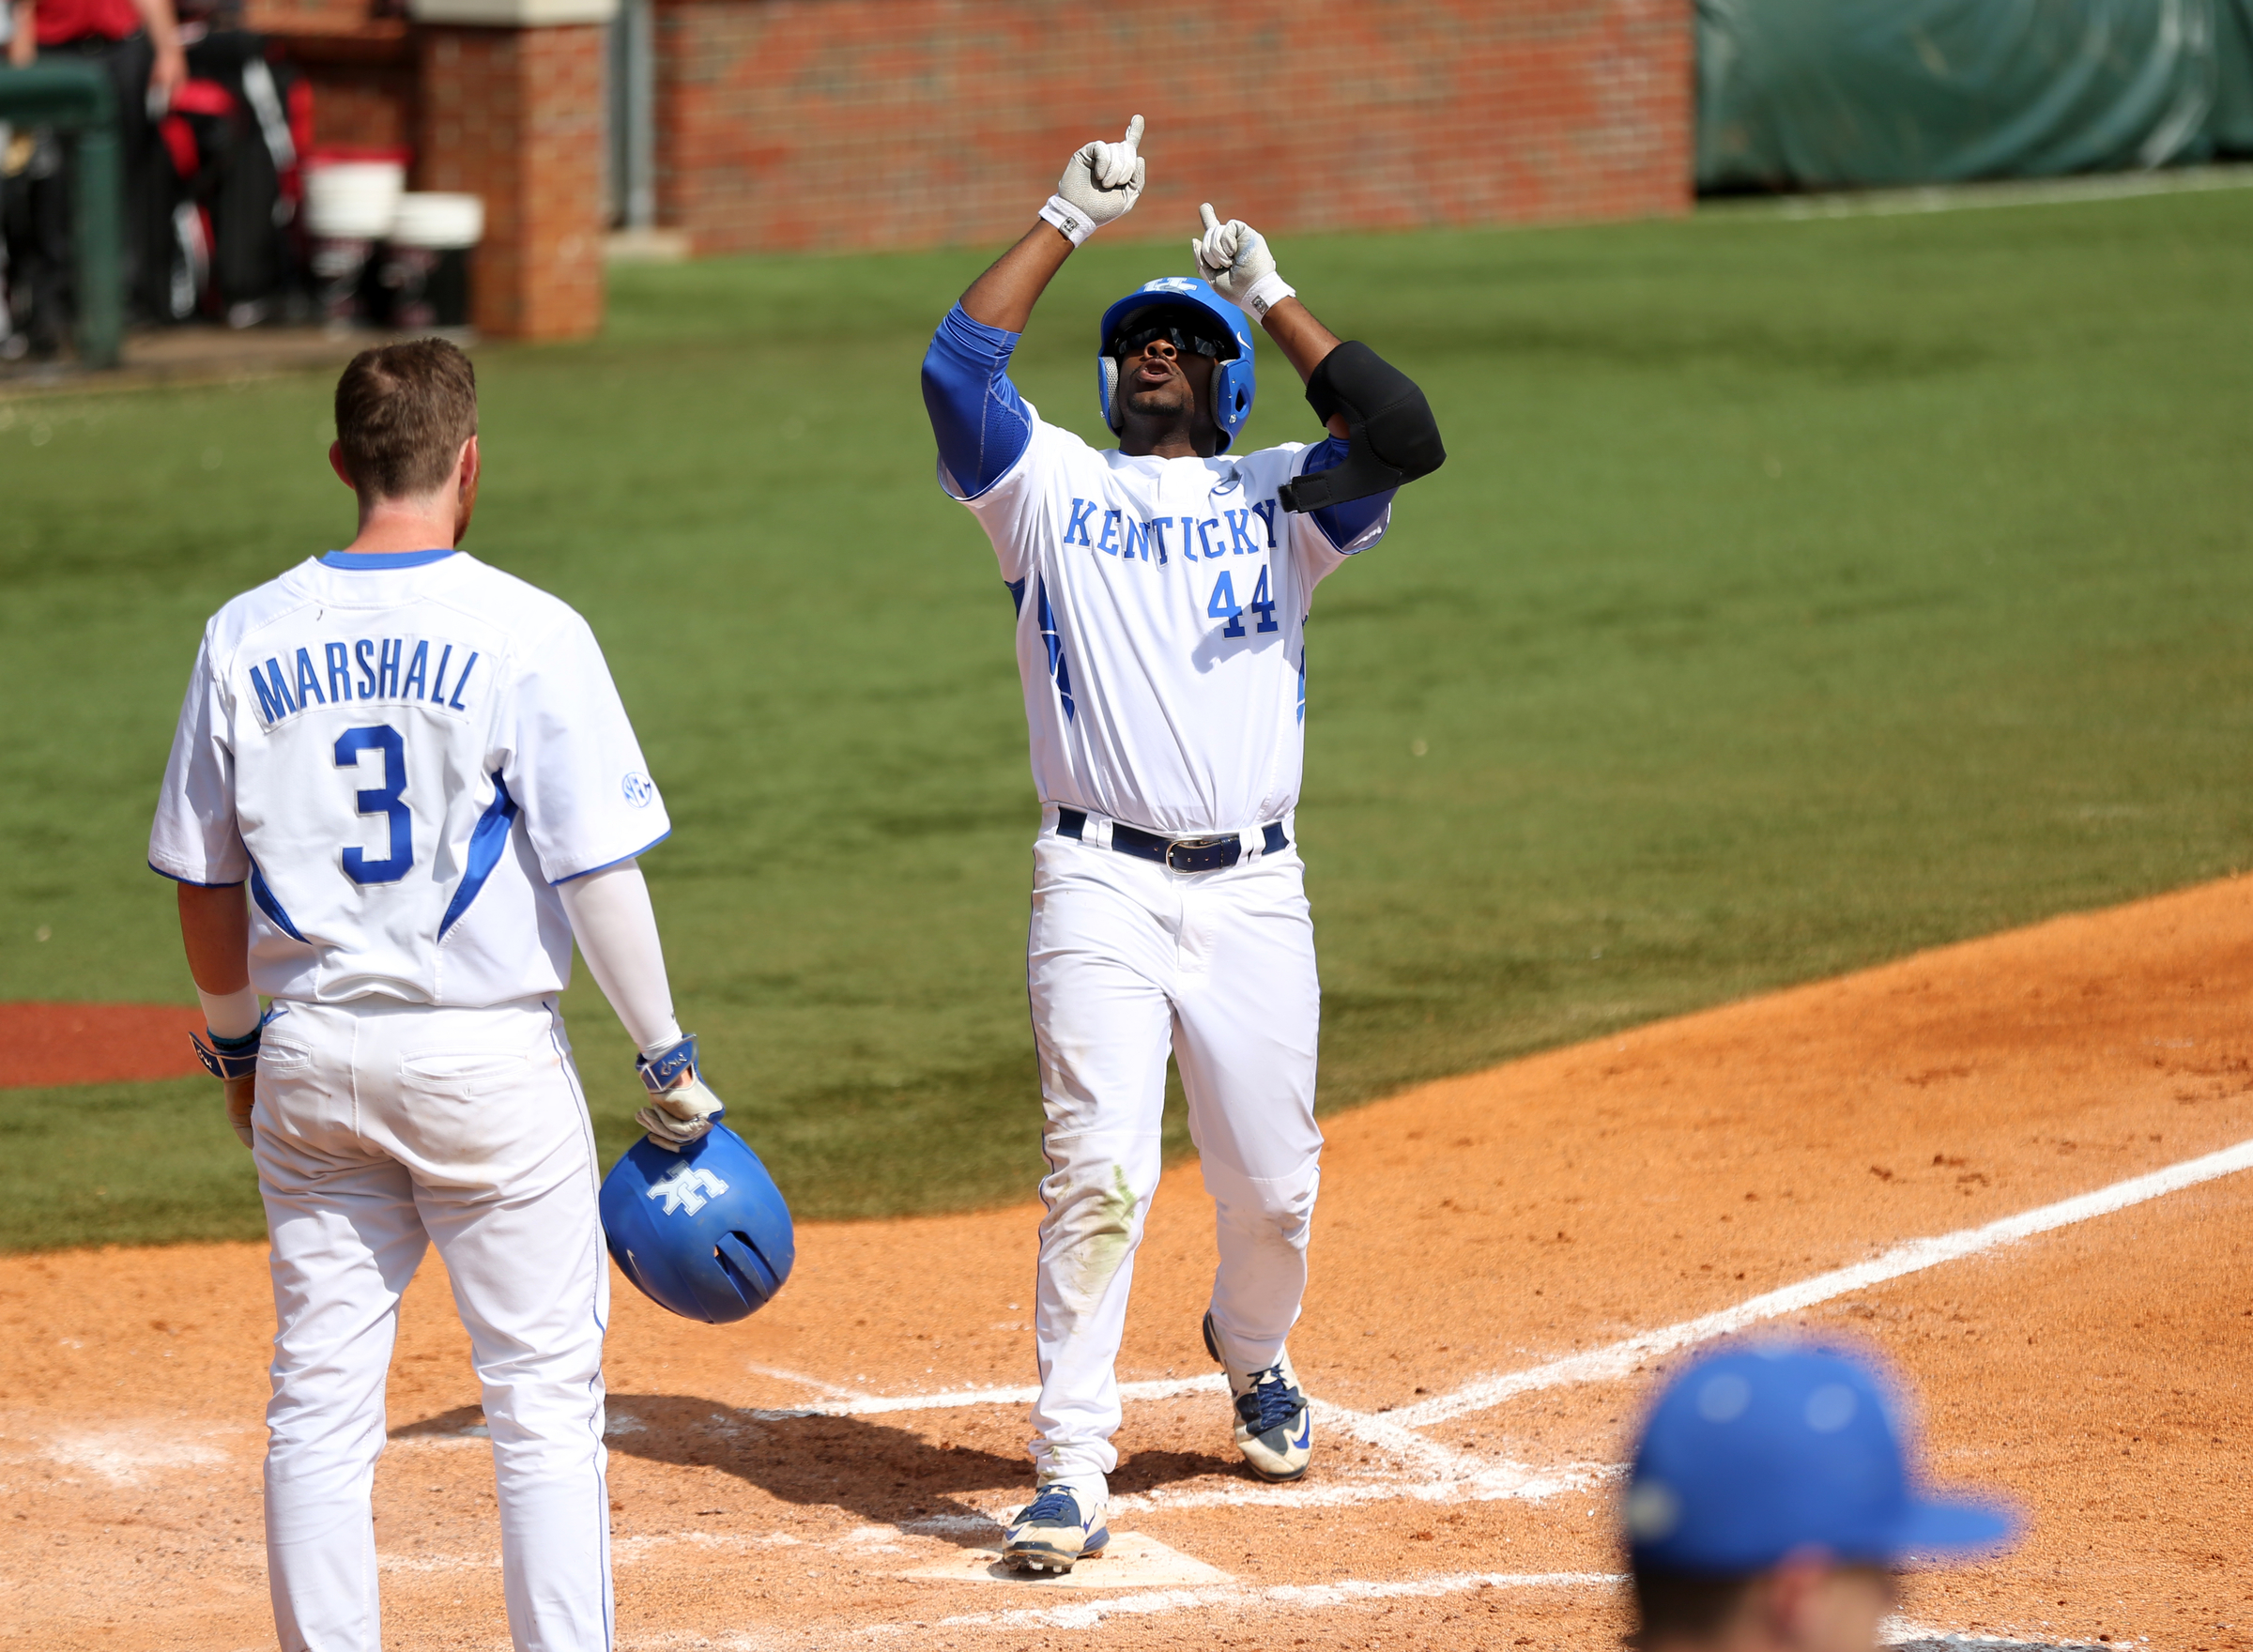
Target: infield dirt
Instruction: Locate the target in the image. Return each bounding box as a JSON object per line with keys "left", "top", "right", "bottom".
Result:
{"left": 0, "top": 1001, "right": 204, "bottom": 1090}
{"left": 3, "top": 878, "right": 2249, "bottom": 1651}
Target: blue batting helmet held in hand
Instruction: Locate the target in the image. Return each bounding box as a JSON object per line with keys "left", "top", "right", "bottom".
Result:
{"left": 1097, "top": 275, "right": 1258, "bottom": 451}
{"left": 1626, "top": 1343, "right": 2015, "bottom": 1574}
{"left": 600, "top": 1123, "right": 795, "bottom": 1323}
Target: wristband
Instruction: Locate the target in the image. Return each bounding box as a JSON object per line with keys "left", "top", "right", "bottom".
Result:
{"left": 1238, "top": 271, "right": 1296, "bottom": 324}
{"left": 636, "top": 1032, "right": 699, "bottom": 1094}
{"left": 1038, "top": 195, "right": 1097, "bottom": 247}
{"left": 192, "top": 1023, "right": 262, "bottom": 1081}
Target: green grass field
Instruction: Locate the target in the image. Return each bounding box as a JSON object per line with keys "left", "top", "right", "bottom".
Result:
{"left": 3, "top": 188, "right": 2250, "bottom": 1249}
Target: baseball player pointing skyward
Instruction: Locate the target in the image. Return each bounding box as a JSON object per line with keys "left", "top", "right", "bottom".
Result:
{"left": 150, "top": 340, "right": 728, "bottom": 1652}
{"left": 921, "top": 117, "right": 1445, "bottom": 1571}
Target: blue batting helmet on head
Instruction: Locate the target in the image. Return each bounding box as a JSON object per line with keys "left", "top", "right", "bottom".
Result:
{"left": 599, "top": 1124, "right": 795, "bottom": 1323}
{"left": 1097, "top": 275, "right": 1257, "bottom": 451}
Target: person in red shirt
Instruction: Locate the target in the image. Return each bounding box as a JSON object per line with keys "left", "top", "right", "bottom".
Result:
{"left": 8, "top": 0, "right": 188, "bottom": 328}
{"left": 10, "top": 0, "right": 184, "bottom": 92}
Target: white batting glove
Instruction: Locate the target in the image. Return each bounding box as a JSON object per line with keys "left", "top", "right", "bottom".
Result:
{"left": 634, "top": 1034, "right": 726, "bottom": 1152}
{"left": 1040, "top": 115, "right": 1146, "bottom": 247}
{"left": 1193, "top": 203, "right": 1296, "bottom": 323}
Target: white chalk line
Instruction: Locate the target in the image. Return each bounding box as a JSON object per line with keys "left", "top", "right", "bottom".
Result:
{"left": 1882, "top": 1619, "right": 2107, "bottom": 1652}
{"left": 746, "top": 1374, "right": 1495, "bottom": 1507}
{"left": 621, "top": 1150, "right": 2245, "bottom": 1643}
{"left": 611, "top": 1145, "right": 2251, "bottom": 1644}
{"left": 379, "top": 1529, "right": 807, "bottom": 1576}
{"left": 1391, "top": 1135, "right": 2253, "bottom": 1429}
{"left": 747, "top": 1371, "right": 1225, "bottom": 1422}
{"left": 746, "top": 1380, "right": 1560, "bottom": 1503}
{"left": 742, "top": 1362, "right": 864, "bottom": 1403}
{"left": 858, "top": 1569, "right": 1622, "bottom": 1635}
{"left": 738, "top": 1138, "right": 2253, "bottom": 1520}
{"left": 619, "top": 1633, "right": 792, "bottom": 1652}
{"left": 1109, "top": 1448, "right": 1609, "bottom": 1518}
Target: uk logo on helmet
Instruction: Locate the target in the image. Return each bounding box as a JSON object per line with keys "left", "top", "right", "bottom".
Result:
{"left": 1141, "top": 277, "right": 1203, "bottom": 296}
{"left": 648, "top": 1163, "right": 729, "bottom": 1216}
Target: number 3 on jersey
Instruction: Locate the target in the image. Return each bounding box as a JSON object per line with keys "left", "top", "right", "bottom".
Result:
{"left": 1207, "top": 567, "right": 1280, "bottom": 640}
{"left": 335, "top": 725, "right": 412, "bottom": 884}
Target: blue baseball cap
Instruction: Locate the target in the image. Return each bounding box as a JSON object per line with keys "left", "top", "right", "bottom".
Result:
{"left": 1625, "top": 1344, "right": 2015, "bottom": 1574}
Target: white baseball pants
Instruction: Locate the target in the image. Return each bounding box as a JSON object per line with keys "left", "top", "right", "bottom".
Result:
{"left": 252, "top": 995, "right": 612, "bottom": 1652}
{"left": 1023, "top": 813, "right": 1324, "bottom": 1492}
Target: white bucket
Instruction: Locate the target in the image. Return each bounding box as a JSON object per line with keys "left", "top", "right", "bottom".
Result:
{"left": 304, "top": 161, "right": 406, "bottom": 239}
{"left": 389, "top": 192, "right": 484, "bottom": 250}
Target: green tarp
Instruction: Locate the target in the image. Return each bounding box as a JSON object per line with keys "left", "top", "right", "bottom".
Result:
{"left": 1698, "top": 0, "right": 2253, "bottom": 191}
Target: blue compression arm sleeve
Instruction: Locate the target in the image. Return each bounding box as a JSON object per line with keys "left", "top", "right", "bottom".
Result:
{"left": 1299, "top": 436, "right": 1396, "bottom": 550}
{"left": 922, "top": 303, "right": 1034, "bottom": 497}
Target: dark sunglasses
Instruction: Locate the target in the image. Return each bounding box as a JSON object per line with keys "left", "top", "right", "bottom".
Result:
{"left": 1113, "top": 323, "right": 1234, "bottom": 362}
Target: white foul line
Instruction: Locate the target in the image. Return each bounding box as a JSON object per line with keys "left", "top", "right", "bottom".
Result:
{"left": 759, "top": 1144, "right": 2249, "bottom": 1638}
{"left": 748, "top": 1372, "right": 1226, "bottom": 1421}
{"left": 727, "top": 1134, "right": 2253, "bottom": 1534}
{"left": 753, "top": 1138, "right": 2253, "bottom": 1446}
{"left": 1390, "top": 1135, "right": 2253, "bottom": 1430}
{"left": 861, "top": 1570, "right": 1622, "bottom": 1636}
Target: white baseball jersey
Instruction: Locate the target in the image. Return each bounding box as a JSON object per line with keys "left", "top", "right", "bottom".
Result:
{"left": 149, "top": 547, "right": 669, "bottom": 1006}
{"left": 945, "top": 407, "right": 1388, "bottom": 838}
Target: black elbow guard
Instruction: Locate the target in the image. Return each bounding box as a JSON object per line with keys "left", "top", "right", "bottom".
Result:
{"left": 1277, "top": 341, "right": 1446, "bottom": 513}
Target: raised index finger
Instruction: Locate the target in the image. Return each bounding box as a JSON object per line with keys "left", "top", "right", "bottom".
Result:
{"left": 1200, "top": 201, "right": 1222, "bottom": 237}
{"left": 1121, "top": 114, "right": 1145, "bottom": 153}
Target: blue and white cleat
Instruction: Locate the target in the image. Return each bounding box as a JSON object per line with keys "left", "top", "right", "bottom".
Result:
{"left": 1001, "top": 1483, "right": 1110, "bottom": 1574}
{"left": 1204, "top": 1310, "right": 1313, "bottom": 1482}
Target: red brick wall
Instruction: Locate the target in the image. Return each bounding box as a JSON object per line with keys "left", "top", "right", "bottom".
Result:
{"left": 295, "top": 60, "right": 418, "bottom": 153}
{"left": 244, "top": 0, "right": 418, "bottom": 155}
{"left": 418, "top": 23, "right": 607, "bottom": 338}
{"left": 652, "top": 0, "right": 1693, "bottom": 255}
{"left": 245, "top": 0, "right": 378, "bottom": 31}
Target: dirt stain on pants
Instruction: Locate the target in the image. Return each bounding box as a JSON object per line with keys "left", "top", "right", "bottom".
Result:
{"left": 1061, "top": 1162, "right": 1140, "bottom": 1320}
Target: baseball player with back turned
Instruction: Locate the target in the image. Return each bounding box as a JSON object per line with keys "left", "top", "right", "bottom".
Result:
{"left": 921, "top": 116, "right": 1446, "bottom": 1570}
{"left": 149, "top": 339, "right": 729, "bottom": 1652}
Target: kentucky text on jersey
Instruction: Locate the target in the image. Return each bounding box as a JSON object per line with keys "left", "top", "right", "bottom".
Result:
{"left": 1062, "top": 498, "right": 1280, "bottom": 564}
{"left": 248, "top": 637, "right": 482, "bottom": 727}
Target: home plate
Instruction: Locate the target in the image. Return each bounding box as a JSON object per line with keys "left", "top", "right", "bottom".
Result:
{"left": 899, "top": 1530, "right": 1231, "bottom": 1589}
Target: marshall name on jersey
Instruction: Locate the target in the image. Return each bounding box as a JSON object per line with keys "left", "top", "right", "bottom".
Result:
{"left": 243, "top": 633, "right": 487, "bottom": 726}
{"left": 947, "top": 408, "right": 1389, "bottom": 839}
{"left": 150, "top": 549, "right": 669, "bottom": 1009}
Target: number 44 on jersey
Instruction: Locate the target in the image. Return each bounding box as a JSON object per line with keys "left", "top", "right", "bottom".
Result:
{"left": 1207, "top": 567, "right": 1280, "bottom": 639}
